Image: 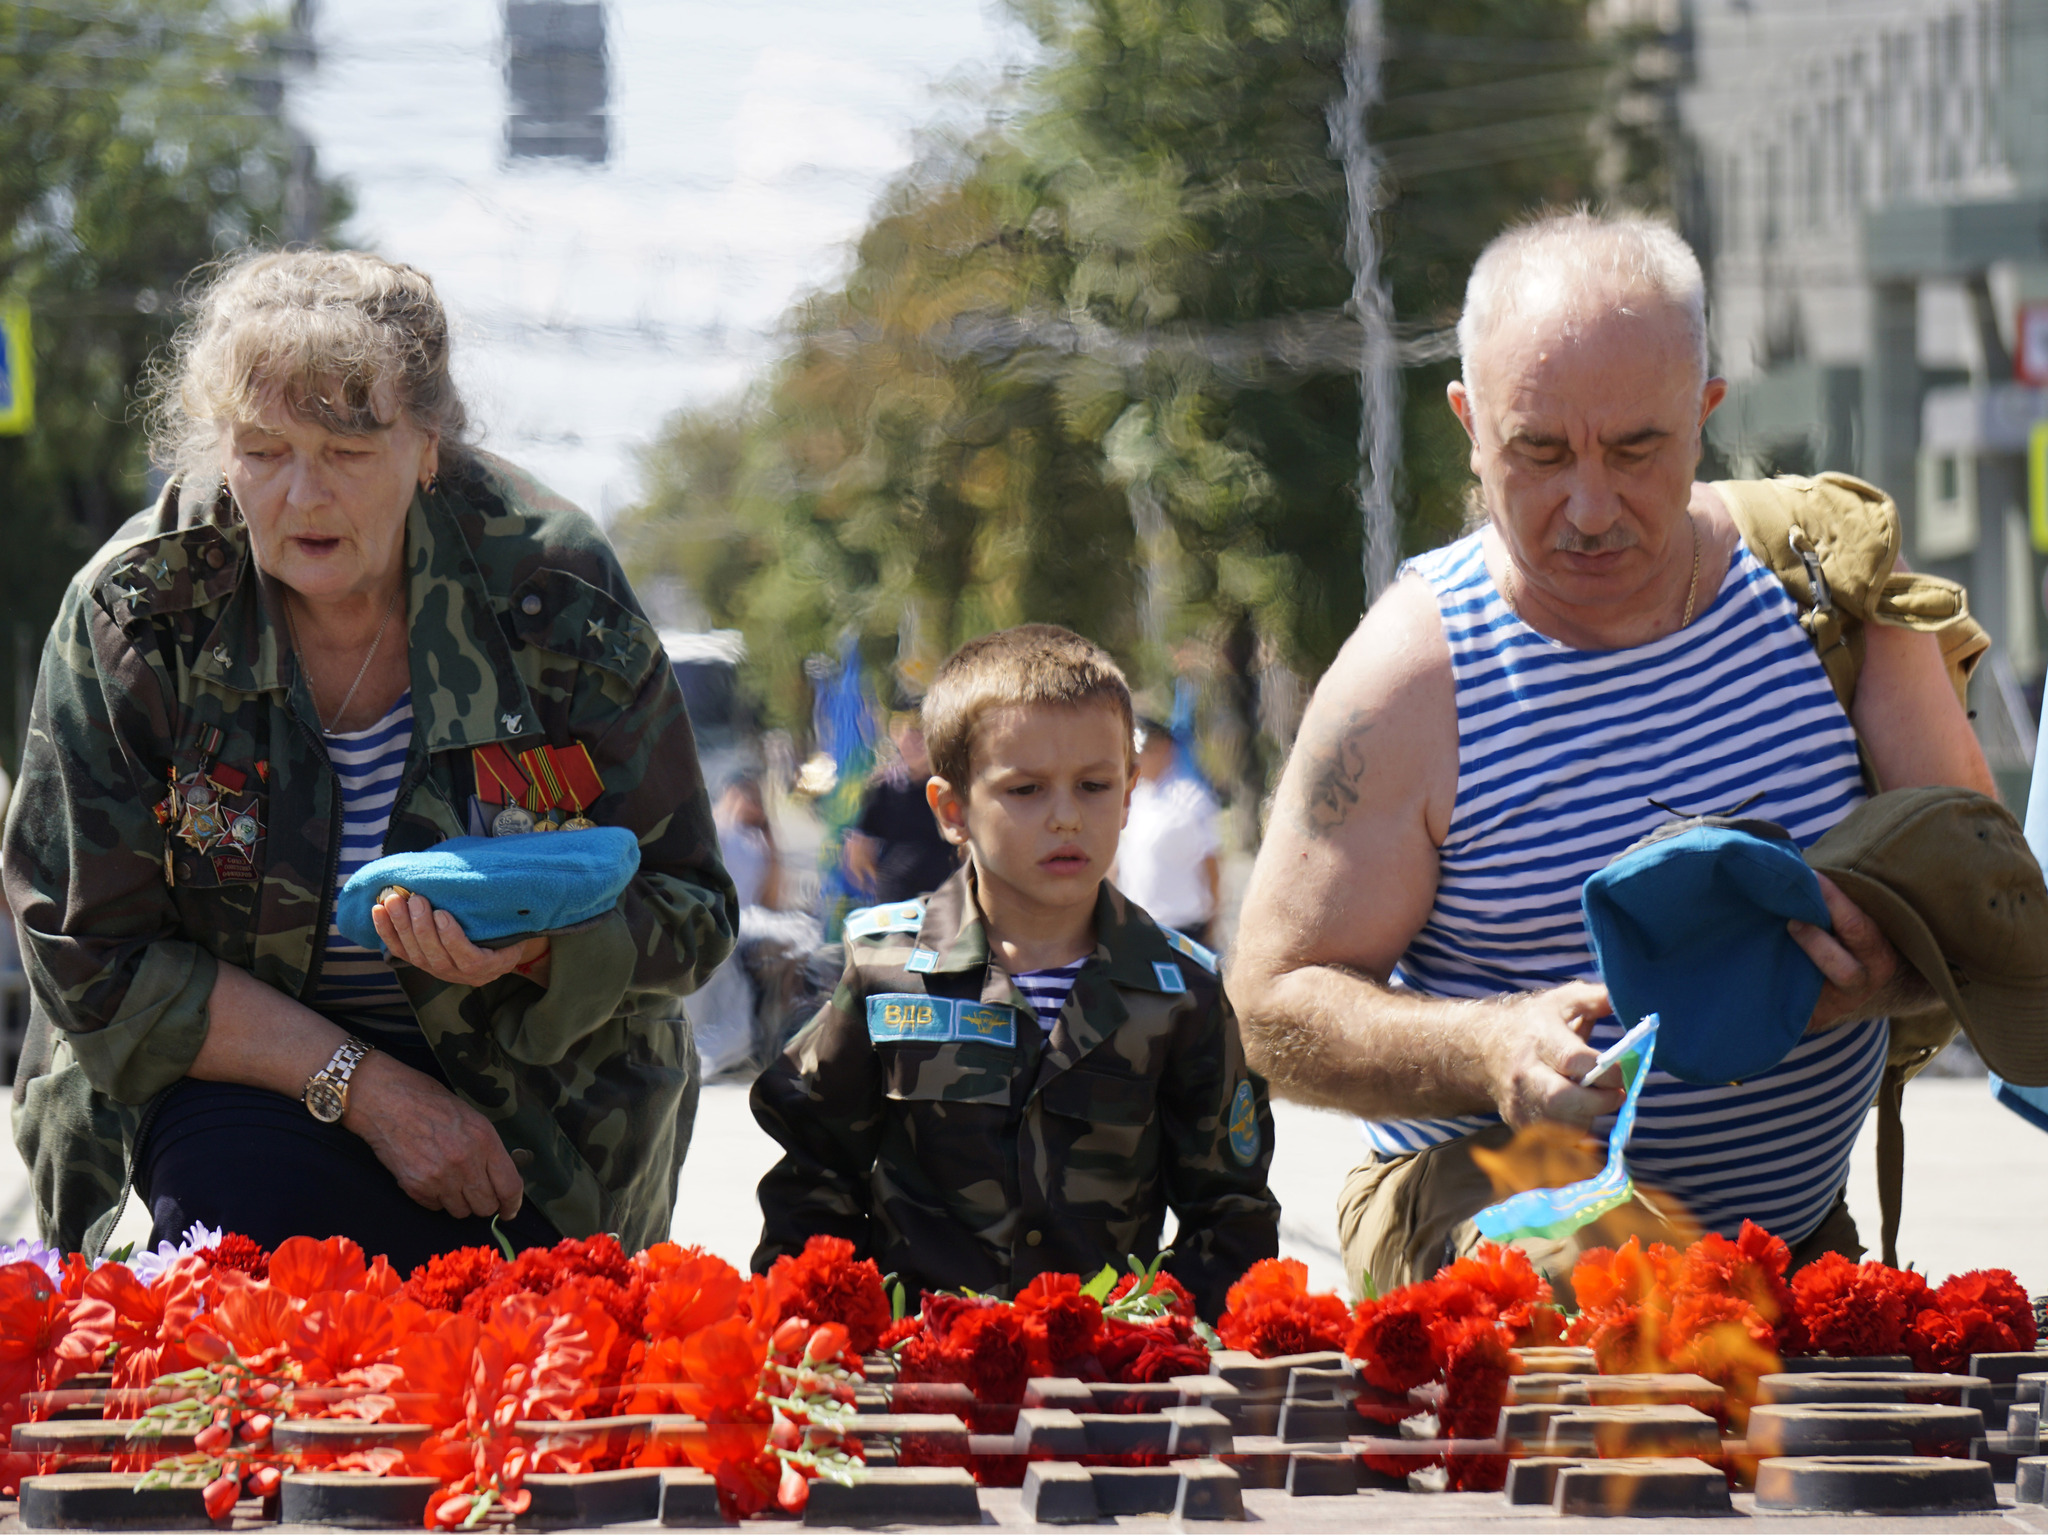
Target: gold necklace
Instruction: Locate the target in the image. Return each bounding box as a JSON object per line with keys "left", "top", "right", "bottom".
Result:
{"left": 1499, "top": 514, "right": 1702, "bottom": 628}
{"left": 286, "top": 586, "right": 402, "bottom": 732}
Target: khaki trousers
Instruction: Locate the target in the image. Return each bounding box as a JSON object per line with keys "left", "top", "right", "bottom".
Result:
{"left": 1334, "top": 1122, "right": 1864, "bottom": 1307}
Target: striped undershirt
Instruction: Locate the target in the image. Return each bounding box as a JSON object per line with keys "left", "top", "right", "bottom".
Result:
{"left": 1013, "top": 959, "right": 1088, "bottom": 1035}
{"left": 313, "top": 691, "right": 419, "bottom": 1044}
{"left": 1366, "top": 534, "right": 1889, "bottom": 1245}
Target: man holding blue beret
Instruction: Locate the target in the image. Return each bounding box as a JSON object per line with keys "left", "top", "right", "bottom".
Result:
{"left": 1228, "top": 211, "right": 1999, "bottom": 1296}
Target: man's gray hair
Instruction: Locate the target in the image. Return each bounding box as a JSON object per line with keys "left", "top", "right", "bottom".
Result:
{"left": 1456, "top": 210, "right": 1708, "bottom": 397}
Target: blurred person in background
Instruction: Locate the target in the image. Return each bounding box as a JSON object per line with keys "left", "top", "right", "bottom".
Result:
{"left": 1115, "top": 715, "right": 1223, "bottom": 949}
{"left": 715, "top": 773, "right": 783, "bottom": 912}
{"left": 3, "top": 249, "right": 735, "bottom": 1266}
{"left": 844, "top": 707, "right": 960, "bottom": 905}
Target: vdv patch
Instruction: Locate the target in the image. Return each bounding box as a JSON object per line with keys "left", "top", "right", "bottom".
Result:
{"left": 867, "top": 994, "right": 952, "bottom": 1042}
{"left": 1226, "top": 1080, "right": 1260, "bottom": 1166}
{"left": 1152, "top": 961, "right": 1188, "bottom": 993}
{"left": 954, "top": 1002, "right": 1018, "bottom": 1048}
{"left": 905, "top": 946, "right": 939, "bottom": 974}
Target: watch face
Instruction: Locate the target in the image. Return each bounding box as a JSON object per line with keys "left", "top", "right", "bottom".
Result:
{"left": 306, "top": 1080, "right": 346, "bottom": 1123}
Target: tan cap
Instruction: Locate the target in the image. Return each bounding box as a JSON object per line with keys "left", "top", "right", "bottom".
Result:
{"left": 1805, "top": 786, "right": 2048, "bottom": 1086}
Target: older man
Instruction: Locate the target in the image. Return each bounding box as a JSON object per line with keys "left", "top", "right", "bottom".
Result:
{"left": 1228, "top": 212, "right": 1996, "bottom": 1296}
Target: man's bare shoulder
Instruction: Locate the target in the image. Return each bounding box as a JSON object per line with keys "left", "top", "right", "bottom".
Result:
{"left": 1288, "top": 572, "right": 1457, "bottom": 845}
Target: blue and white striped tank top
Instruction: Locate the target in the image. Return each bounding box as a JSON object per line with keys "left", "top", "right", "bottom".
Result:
{"left": 1365, "top": 533, "right": 1890, "bottom": 1244}
{"left": 314, "top": 691, "right": 418, "bottom": 1044}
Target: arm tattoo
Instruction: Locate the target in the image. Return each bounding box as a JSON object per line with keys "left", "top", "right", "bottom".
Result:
{"left": 1297, "top": 709, "right": 1372, "bottom": 837}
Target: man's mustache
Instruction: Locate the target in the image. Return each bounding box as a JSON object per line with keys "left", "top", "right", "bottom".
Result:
{"left": 1552, "top": 527, "right": 1638, "bottom": 555}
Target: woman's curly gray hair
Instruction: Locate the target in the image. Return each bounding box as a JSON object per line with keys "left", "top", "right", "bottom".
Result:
{"left": 144, "top": 248, "right": 473, "bottom": 484}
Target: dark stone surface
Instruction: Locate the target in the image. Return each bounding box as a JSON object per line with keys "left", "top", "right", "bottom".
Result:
{"left": 278, "top": 1472, "right": 439, "bottom": 1529}
{"left": 1753, "top": 1454, "right": 1997, "bottom": 1513}
{"left": 657, "top": 1468, "right": 727, "bottom": 1528}
{"left": 1174, "top": 1459, "right": 1245, "bottom": 1521}
{"left": 515, "top": 1468, "right": 663, "bottom": 1530}
{"left": 9, "top": 1420, "right": 191, "bottom": 1455}
{"left": 1746, "top": 1402, "right": 1982, "bottom": 1455}
{"left": 1755, "top": 1371, "right": 1987, "bottom": 1407}
{"left": 270, "top": 1419, "right": 434, "bottom": 1453}
{"left": 1544, "top": 1405, "right": 1722, "bottom": 1459}
{"left": 1276, "top": 1399, "right": 1364, "bottom": 1443}
{"left": 1164, "top": 1405, "right": 1234, "bottom": 1456}
{"left": 1776, "top": 1356, "right": 1916, "bottom": 1374}
{"left": 1503, "top": 1456, "right": 1585, "bottom": 1507}
{"left": 19, "top": 1473, "right": 213, "bottom": 1531}
{"left": 1553, "top": 1457, "right": 1735, "bottom": 1516}
{"left": 1085, "top": 1465, "right": 1183, "bottom": 1516}
{"left": 1968, "top": 1351, "right": 2048, "bottom": 1385}
{"left": 1018, "top": 1463, "right": 1097, "bottom": 1525}
{"left": 801, "top": 1467, "right": 981, "bottom": 1528}
{"left": 1497, "top": 1402, "right": 1575, "bottom": 1452}
{"left": 2016, "top": 1453, "right": 2048, "bottom": 1504}
{"left": 1285, "top": 1453, "right": 1359, "bottom": 1497}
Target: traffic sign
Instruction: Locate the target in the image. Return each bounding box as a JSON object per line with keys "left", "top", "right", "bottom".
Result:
{"left": 2023, "top": 303, "right": 2048, "bottom": 387}
{"left": 0, "top": 300, "right": 32, "bottom": 435}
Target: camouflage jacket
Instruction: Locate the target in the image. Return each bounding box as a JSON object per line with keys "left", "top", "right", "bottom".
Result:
{"left": 750, "top": 867, "right": 1278, "bottom": 1318}
{"left": 3, "top": 453, "right": 737, "bottom": 1256}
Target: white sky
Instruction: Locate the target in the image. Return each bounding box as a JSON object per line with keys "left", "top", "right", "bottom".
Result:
{"left": 292, "top": 0, "right": 1022, "bottom": 518}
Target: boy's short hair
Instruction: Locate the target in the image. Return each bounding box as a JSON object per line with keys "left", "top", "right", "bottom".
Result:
{"left": 924, "top": 624, "right": 1135, "bottom": 790}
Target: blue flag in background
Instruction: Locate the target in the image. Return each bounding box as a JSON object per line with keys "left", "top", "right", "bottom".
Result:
{"left": 813, "top": 636, "right": 877, "bottom": 942}
{"left": 1993, "top": 738, "right": 2048, "bottom": 1129}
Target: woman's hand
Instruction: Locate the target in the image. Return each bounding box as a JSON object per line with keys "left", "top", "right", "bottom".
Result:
{"left": 1791, "top": 873, "right": 1934, "bottom": 1032}
{"left": 343, "top": 1050, "right": 524, "bottom": 1220}
{"left": 372, "top": 890, "right": 551, "bottom": 988}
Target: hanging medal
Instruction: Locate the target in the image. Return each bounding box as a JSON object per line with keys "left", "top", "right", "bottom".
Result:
{"left": 517, "top": 742, "right": 605, "bottom": 831}
{"left": 472, "top": 743, "right": 539, "bottom": 836}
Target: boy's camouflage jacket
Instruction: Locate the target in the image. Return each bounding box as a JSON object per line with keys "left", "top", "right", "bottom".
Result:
{"left": 3, "top": 453, "right": 737, "bottom": 1256}
{"left": 750, "top": 867, "right": 1279, "bottom": 1318}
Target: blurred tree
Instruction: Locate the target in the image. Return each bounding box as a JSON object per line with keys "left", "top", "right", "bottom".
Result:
{"left": 622, "top": 0, "right": 1606, "bottom": 804}
{"left": 0, "top": 0, "right": 346, "bottom": 774}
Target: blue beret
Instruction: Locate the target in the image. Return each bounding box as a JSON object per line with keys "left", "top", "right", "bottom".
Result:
{"left": 1582, "top": 823, "right": 1829, "bottom": 1085}
{"left": 337, "top": 827, "right": 641, "bottom": 951}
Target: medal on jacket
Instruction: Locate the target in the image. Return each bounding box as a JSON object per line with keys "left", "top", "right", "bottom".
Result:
{"left": 159, "top": 728, "right": 264, "bottom": 884}
{"left": 518, "top": 743, "right": 605, "bottom": 831}
{"left": 473, "top": 741, "right": 604, "bottom": 834}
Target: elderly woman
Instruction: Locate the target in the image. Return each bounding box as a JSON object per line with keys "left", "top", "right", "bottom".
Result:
{"left": 2, "top": 250, "right": 736, "bottom": 1269}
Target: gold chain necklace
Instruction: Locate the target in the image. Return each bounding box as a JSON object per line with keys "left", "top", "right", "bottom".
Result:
{"left": 286, "top": 585, "right": 401, "bottom": 732}
{"left": 1500, "top": 514, "right": 1702, "bottom": 628}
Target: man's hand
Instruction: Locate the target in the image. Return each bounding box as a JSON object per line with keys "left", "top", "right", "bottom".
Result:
{"left": 343, "top": 1050, "right": 525, "bottom": 1220}
{"left": 372, "top": 890, "right": 550, "bottom": 988}
{"left": 1480, "top": 981, "right": 1626, "bottom": 1130}
{"left": 1789, "top": 873, "right": 1933, "bottom": 1032}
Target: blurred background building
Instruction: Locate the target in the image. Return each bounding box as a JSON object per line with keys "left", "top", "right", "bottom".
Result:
{"left": 1609, "top": 0, "right": 2048, "bottom": 800}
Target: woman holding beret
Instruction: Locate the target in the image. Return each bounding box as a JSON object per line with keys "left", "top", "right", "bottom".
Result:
{"left": 2, "top": 250, "right": 736, "bottom": 1269}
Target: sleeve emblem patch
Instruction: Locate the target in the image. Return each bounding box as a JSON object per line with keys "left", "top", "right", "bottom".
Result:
{"left": 1227, "top": 1080, "right": 1261, "bottom": 1165}
{"left": 954, "top": 1003, "right": 1018, "bottom": 1047}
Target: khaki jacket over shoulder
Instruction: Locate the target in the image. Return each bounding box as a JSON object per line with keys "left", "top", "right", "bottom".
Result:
{"left": 3, "top": 453, "right": 738, "bottom": 1255}
{"left": 751, "top": 868, "right": 1279, "bottom": 1318}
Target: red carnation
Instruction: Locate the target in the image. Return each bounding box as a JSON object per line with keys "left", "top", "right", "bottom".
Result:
{"left": 764, "top": 1236, "right": 892, "bottom": 1356}
{"left": 1440, "top": 1318, "right": 1514, "bottom": 1492}
{"left": 1907, "top": 1269, "right": 2035, "bottom": 1372}
{"left": 1216, "top": 1259, "right": 1350, "bottom": 1360}
{"left": 196, "top": 1232, "right": 271, "bottom": 1280}
{"left": 946, "top": 1307, "right": 1033, "bottom": 1408}
{"left": 404, "top": 1247, "right": 507, "bottom": 1313}
{"left": 1789, "top": 1253, "right": 1930, "bottom": 1359}
{"left": 1013, "top": 1274, "right": 1103, "bottom": 1376}
{"left": 1934, "top": 1271, "right": 2034, "bottom": 1347}
{"left": 1095, "top": 1315, "right": 1208, "bottom": 1385}
{"left": 1347, "top": 1292, "right": 1440, "bottom": 1394}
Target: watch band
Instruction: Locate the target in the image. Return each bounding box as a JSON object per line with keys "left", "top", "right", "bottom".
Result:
{"left": 303, "top": 1036, "right": 372, "bottom": 1123}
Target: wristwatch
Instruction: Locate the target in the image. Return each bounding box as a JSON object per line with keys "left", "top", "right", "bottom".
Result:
{"left": 304, "top": 1037, "right": 373, "bottom": 1123}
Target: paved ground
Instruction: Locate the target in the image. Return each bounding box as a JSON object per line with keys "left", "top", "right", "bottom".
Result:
{"left": 8, "top": 1076, "right": 2042, "bottom": 1295}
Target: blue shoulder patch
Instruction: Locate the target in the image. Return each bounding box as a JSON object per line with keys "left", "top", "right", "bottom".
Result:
{"left": 1161, "top": 926, "right": 1219, "bottom": 974}
{"left": 1227, "top": 1080, "right": 1261, "bottom": 1166}
{"left": 844, "top": 900, "right": 927, "bottom": 942}
{"left": 1152, "top": 961, "right": 1188, "bottom": 994}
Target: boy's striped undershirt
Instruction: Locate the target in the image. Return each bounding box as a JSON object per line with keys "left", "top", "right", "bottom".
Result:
{"left": 1013, "top": 959, "right": 1087, "bottom": 1035}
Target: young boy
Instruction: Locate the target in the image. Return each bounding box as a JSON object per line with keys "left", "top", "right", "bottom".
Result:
{"left": 751, "top": 624, "right": 1279, "bottom": 1318}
